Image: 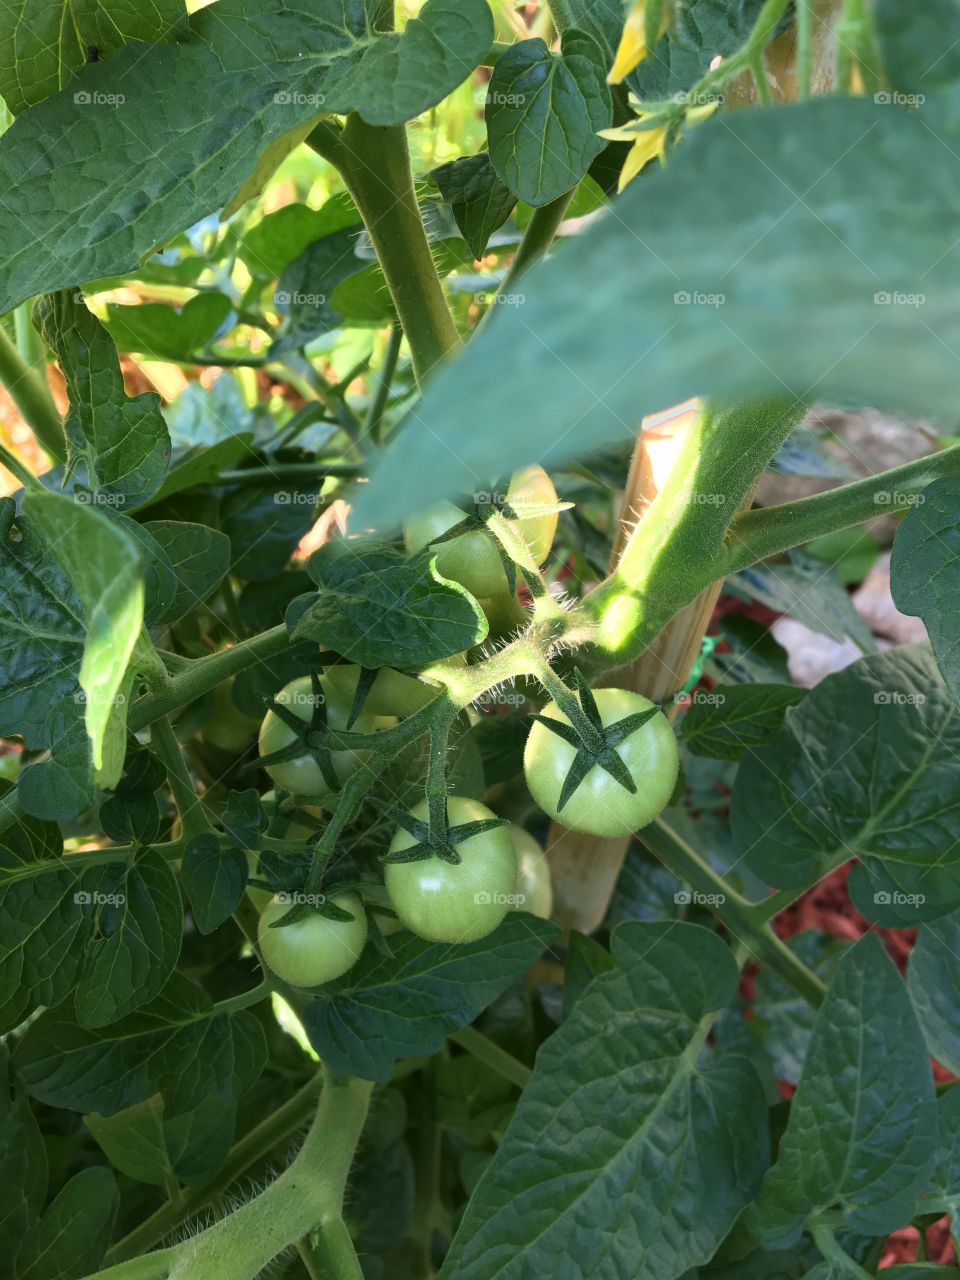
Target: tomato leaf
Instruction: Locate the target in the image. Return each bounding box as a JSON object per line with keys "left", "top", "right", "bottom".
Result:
{"left": 680, "top": 683, "right": 806, "bottom": 760}
{"left": 14, "top": 1166, "right": 118, "bottom": 1280}
{"left": 0, "top": 0, "right": 493, "bottom": 312}
{"left": 485, "top": 30, "right": 612, "bottom": 206}
{"left": 890, "top": 477, "right": 960, "bottom": 707}
{"left": 732, "top": 645, "right": 960, "bottom": 890}
{"left": 103, "top": 293, "right": 233, "bottom": 360}
{"left": 141, "top": 521, "right": 231, "bottom": 624}
{"left": 748, "top": 934, "right": 936, "bottom": 1246}
{"left": 432, "top": 154, "right": 517, "bottom": 258}
{"left": 907, "top": 911, "right": 960, "bottom": 1075}
{"left": 294, "top": 542, "right": 488, "bottom": 669}
{"left": 181, "top": 836, "right": 248, "bottom": 936}
{"left": 301, "top": 914, "right": 559, "bottom": 1081}
{"left": 439, "top": 922, "right": 768, "bottom": 1280}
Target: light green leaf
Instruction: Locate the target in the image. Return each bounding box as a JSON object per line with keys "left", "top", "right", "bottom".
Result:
{"left": 21, "top": 490, "right": 143, "bottom": 778}
{"left": 485, "top": 30, "right": 612, "bottom": 205}
{"left": 103, "top": 293, "right": 233, "bottom": 360}
{"left": 355, "top": 94, "right": 960, "bottom": 527}
{"left": 141, "top": 521, "right": 231, "bottom": 623}
{"left": 85, "top": 1095, "right": 175, "bottom": 1186}
{"left": 439, "top": 922, "right": 768, "bottom": 1280}
{"left": 732, "top": 645, "right": 960, "bottom": 889}
{"left": 0, "top": 0, "right": 493, "bottom": 312}
{"left": 0, "top": 0, "right": 187, "bottom": 115}
{"left": 749, "top": 934, "right": 937, "bottom": 1245}
{"left": 731, "top": 552, "right": 875, "bottom": 649}
{"left": 36, "top": 292, "right": 170, "bottom": 511}
{"left": 890, "top": 477, "right": 960, "bottom": 705}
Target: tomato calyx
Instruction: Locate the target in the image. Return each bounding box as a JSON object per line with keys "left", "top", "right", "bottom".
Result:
{"left": 253, "top": 671, "right": 343, "bottom": 793}
{"left": 532, "top": 672, "right": 663, "bottom": 813}
{"left": 379, "top": 800, "right": 509, "bottom": 866}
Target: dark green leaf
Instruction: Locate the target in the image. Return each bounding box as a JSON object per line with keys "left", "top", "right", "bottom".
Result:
{"left": 85, "top": 1094, "right": 174, "bottom": 1187}
{"left": 240, "top": 194, "right": 360, "bottom": 280}
{"left": 731, "top": 552, "right": 874, "bottom": 649}
{"left": 15, "top": 1167, "right": 118, "bottom": 1280}
{"left": 0, "top": 0, "right": 493, "bottom": 312}
{"left": 876, "top": 0, "right": 960, "bottom": 93}
{"left": 182, "top": 837, "right": 247, "bottom": 935}
{"left": 0, "top": 0, "right": 186, "bottom": 115}
{"left": 141, "top": 521, "right": 231, "bottom": 623}
{"left": 749, "top": 934, "right": 936, "bottom": 1246}
{"left": 485, "top": 30, "right": 612, "bottom": 206}
{"left": 355, "top": 94, "right": 960, "bottom": 527}
{"left": 36, "top": 292, "right": 170, "bottom": 511}
{"left": 221, "top": 479, "right": 319, "bottom": 582}
{"left": 732, "top": 645, "right": 960, "bottom": 888}
{"left": 145, "top": 434, "right": 255, "bottom": 508}
{"left": 74, "top": 851, "right": 181, "bottom": 1029}
{"left": 890, "top": 477, "right": 960, "bottom": 706}
{"left": 680, "top": 683, "right": 805, "bottom": 760}
{"left": 271, "top": 227, "right": 381, "bottom": 354}
{"left": 562, "top": 930, "right": 614, "bottom": 1015}
{"left": 302, "top": 915, "right": 559, "bottom": 1081}
{"left": 432, "top": 153, "right": 517, "bottom": 257}
{"left": 294, "top": 541, "right": 488, "bottom": 668}
{"left": 0, "top": 1069, "right": 47, "bottom": 1260}
{"left": 439, "top": 922, "right": 767, "bottom": 1280}
{"left": 907, "top": 911, "right": 960, "bottom": 1074}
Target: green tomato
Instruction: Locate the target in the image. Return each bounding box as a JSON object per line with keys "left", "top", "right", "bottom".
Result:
{"left": 507, "top": 824, "right": 553, "bottom": 919}
{"left": 201, "top": 679, "right": 260, "bottom": 753}
{"left": 245, "top": 850, "right": 273, "bottom": 912}
{"left": 323, "top": 652, "right": 466, "bottom": 719}
{"left": 385, "top": 796, "right": 517, "bottom": 943}
{"left": 258, "top": 676, "right": 397, "bottom": 800}
{"left": 403, "top": 465, "right": 559, "bottom": 598}
{"left": 524, "top": 688, "right": 679, "bottom": 838}
{"left": 257, "top": 892, "right": 368, "bottom": 987}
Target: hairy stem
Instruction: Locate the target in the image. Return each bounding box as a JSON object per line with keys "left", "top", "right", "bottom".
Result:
{"left": 722, "top": 439, "right": 960, "bottom": 575}
{"left": 309, "top": 120, "right": 460, "bottom": 385}
{"left": 366, "top": 321, "right": 404, "bottom": 446}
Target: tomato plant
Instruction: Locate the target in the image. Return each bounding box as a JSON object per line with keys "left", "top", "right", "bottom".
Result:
{"left": 1, "top": 3, "right": 960, "bottom": 1279}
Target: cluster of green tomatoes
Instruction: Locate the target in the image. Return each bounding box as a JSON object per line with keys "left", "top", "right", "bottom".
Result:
{"left": 237, "top": 468, "right": 679, "bottom": 991}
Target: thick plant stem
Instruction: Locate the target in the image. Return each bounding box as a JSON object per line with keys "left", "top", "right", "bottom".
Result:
{"left": 128, "top": 625, "right": 289, "bottom": 732}
{"left": 639, "top": 817, "right": 826, "bottom": 1008}
{"left": 310, "top": 119, "right": 460, "bottom": 385}
{"left": 105, "top": 1076, "right": 324, "bottom": 1264}
{"left": 92, "top": 1068, "right": 372, "bottom": 1280}
{"left": 0, "top": 325, "right": 65, "bottom": 462}
{"left": 722, "top": 440, "right": 960, "bottom": 575}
